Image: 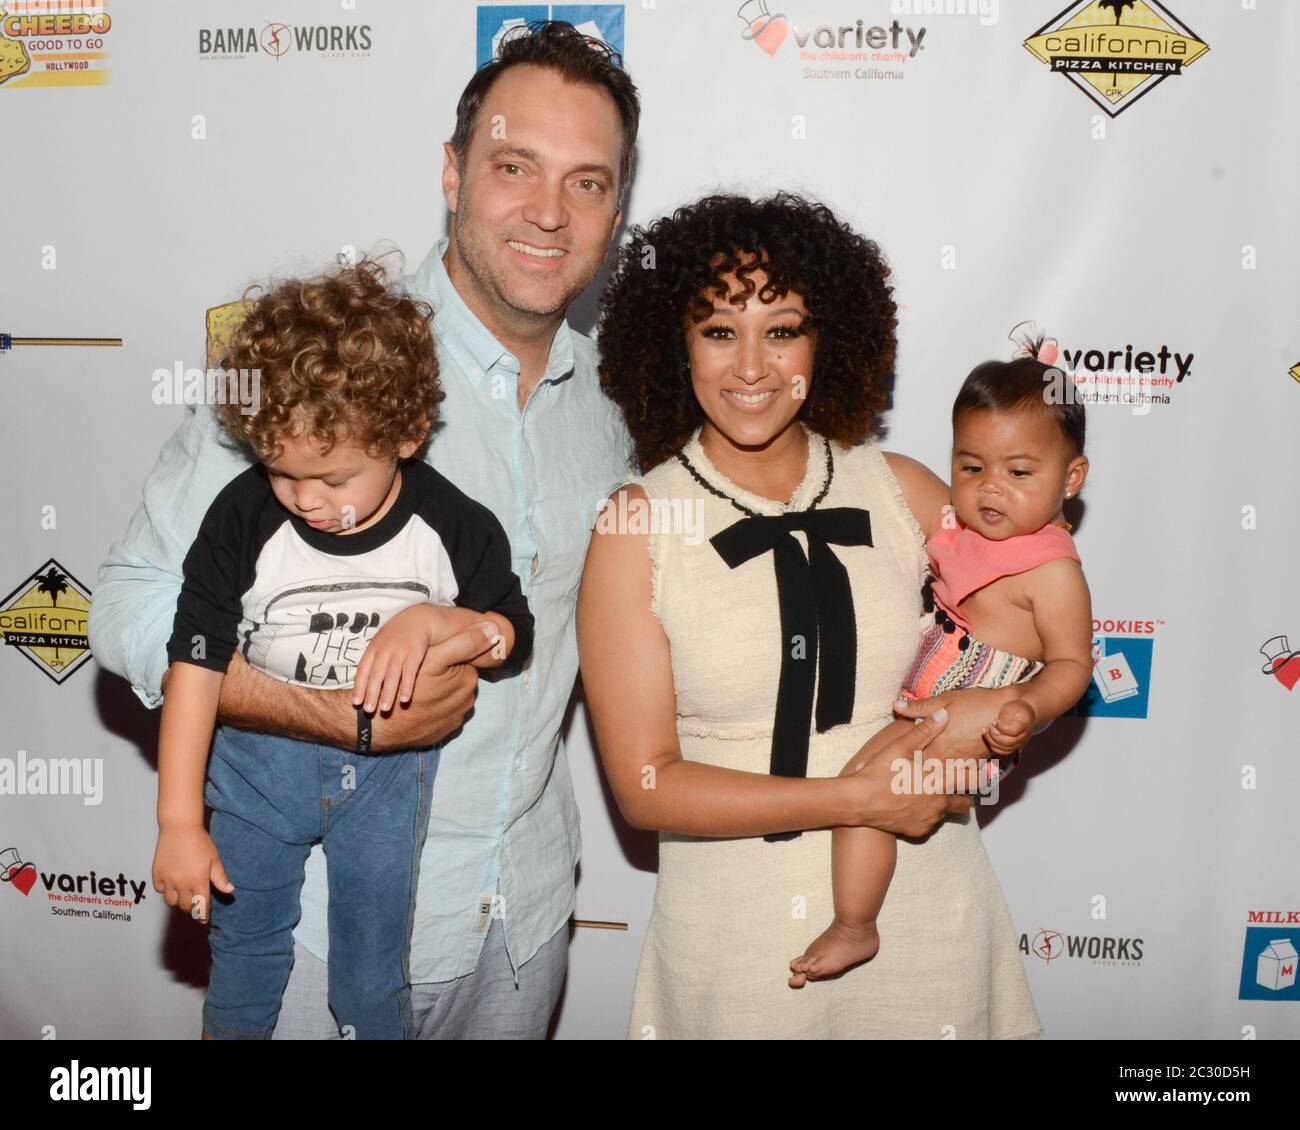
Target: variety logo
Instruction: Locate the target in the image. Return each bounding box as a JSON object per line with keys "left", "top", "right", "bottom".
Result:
{"left": 1024, "top": 1, "right": 1208, "bottom": 118}
{"left": 477, "top": 5, "right": 625, "bottom": 70}
{"left": 1239, "top": 911, "right": 1300, "bottom": 1001}
{"left": 1011, "top": 322, "right": 1193, "bottom": 412}
{"left": 1259, "top": 635, "right": 1300, "bottom": 693}
{"left": 198, "top": 20, "right": 372, "bottom": 60}
{"left": 1, "top": 845, "right": 147, "bottom": 923}
{"left": 1066, "top": 617, "right": 1159, "bottom": 719}
{"left": 0, "top": 0, "right": 114, "bottom": 90}
{"left": 1023, "top": 927, "right": 1144, "bottom": 966}
{"left": 0, "top": 559, "right": 93, "bottom": 684}
{"left": 737, "top": 1, "right": 929, "bottom": 81}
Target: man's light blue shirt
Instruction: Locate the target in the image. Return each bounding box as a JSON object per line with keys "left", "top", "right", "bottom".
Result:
{"left": 88, "top": 235, "right": 634, "bottom": 983}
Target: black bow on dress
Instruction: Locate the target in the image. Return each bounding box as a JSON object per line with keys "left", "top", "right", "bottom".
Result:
{"left": 710, "top": 507, "right": 873, "bottom": 842}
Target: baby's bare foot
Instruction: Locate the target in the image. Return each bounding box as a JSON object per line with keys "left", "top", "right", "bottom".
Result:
{"left": 788, "top": 919, "right": 881, "bottom": 988}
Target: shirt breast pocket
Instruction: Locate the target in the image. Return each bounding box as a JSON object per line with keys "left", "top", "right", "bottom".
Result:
{"left": 536, "top": 490, "right": 605, "bottom": 601}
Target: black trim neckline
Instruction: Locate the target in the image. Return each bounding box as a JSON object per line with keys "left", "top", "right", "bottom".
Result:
{"left": 279, "top": 461, "right": 421, "bottom": 556}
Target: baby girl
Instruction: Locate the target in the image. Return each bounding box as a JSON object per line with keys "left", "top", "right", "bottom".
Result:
{"left": 790, "top": 336, "right": 1096, "bottom": 987}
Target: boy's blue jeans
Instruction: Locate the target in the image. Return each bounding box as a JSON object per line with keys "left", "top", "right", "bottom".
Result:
{"left": 201, "top": 724, "right": 437, "bottom": 1040}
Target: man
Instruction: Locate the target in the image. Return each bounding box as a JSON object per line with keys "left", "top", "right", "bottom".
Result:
{"left": 89, "top": 21, "right": 638, "bottom": 1039}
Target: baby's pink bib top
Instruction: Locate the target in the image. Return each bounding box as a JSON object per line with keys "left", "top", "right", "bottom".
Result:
{"left": 928, "top": 505, "right": 1080, "bottom": 629}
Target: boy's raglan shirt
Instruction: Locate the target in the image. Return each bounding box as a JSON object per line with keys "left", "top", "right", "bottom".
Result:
{"left": 166, "top": 459, "right": 533, "bottom": 686}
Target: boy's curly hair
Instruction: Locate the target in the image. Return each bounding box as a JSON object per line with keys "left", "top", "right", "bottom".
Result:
{"left": 596, "top": 191, "right": 898, "bottom": 472}
{"left": 213, "top": 255, "right": 443, "bottom": 463}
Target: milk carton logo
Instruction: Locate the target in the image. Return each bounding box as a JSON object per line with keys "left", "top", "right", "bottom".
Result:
{"left": 1239, "top": 914, "right": 1300, "bottom": 1001}
{"left": 476, "top": 5, "right": 625, "bottom": 70}
{"left": 1067, "top": 617, "right": 1157, "bottom": 719}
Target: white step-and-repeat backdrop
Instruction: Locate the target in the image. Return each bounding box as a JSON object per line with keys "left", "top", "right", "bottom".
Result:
{"left": 1, "top": 0, "right": 1297, "bottom": 1039}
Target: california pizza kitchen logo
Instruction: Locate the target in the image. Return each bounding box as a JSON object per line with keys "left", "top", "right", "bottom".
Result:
{"left": 0, "top": 559, "right": 92, "bottom": 684}
{"left": 1023, "top": 0, "right": 1208, "bottom": 118}
{"left": 198, "top": 21, "right": 372, "bottom": 61}
{"left": 2, "top": 845, "right": 147, "bottom": 923}
{"left": 1023, "top": 928, "right": 1144, "bottom": 967}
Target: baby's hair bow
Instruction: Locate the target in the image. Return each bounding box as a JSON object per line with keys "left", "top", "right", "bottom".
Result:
{"left": 1008, "top": 320, "right": 1059, "bottom": 367}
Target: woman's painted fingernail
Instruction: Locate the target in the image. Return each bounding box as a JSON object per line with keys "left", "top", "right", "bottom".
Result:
{"left": 934, "top": 706, "right": 949, "bottom": 723}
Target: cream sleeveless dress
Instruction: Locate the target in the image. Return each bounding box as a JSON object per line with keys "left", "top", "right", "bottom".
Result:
{"left": 624, "top": 422, "right": 1042, "bottom": 1040}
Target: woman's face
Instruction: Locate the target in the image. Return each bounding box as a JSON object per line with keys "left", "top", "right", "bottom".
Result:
{"left": 685, "top": 267, "right": 815, "bottom": 450}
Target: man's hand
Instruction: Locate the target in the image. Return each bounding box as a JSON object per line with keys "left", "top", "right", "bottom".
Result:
{"left": 367, "top": 628, "right": 487, "bottom": 751}
{"left": 352, "top": 606, "right": 496, "bottom": 715}
{"left": 216, "top": 632, "right": 485, "bottom": 753}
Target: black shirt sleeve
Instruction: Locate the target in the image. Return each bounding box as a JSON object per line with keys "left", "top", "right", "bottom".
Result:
{"left": 165, "top": 467, "right": 263, "bottom": 675}
{"left": 440, "top": 494, "right": 534, "bottom": 669}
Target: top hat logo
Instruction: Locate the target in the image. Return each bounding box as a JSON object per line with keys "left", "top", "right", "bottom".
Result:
{"left": 1260, "top": 635, "right": 1300, "bottom": 691}
{"left": 737, "top": 1, "right": 788, "bottom": 57}
{"left": 1, "top": 846, "right": 37, "bottom": 896}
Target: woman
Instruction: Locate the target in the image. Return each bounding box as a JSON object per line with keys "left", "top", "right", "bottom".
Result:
{"left": 577, "top": 192, "right": 1042, "bottom": 1039}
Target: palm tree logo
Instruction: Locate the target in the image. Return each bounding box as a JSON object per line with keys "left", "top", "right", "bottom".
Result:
{"left": 1098, "top": 0, "right": 1138, "bottom": 92}
{"left": 1098, "top": 0, "right": 1136, "bottom": 24}
{"left": 36, "top": 567, "right": 70, "bottom": 663}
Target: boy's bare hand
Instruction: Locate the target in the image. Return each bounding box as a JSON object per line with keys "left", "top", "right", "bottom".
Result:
{"left": 366, "top": 626, "right": 491, "bottom": 752}
{"left": 353, "top": 607, "right": 494, "bottom": 714}
{"left": 153, "top": 825, "right": 233, "bottom": 924}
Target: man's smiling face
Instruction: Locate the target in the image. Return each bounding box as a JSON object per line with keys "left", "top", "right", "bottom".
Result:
{"left": 443, "top": 63, "right": 625, "bottom": 322}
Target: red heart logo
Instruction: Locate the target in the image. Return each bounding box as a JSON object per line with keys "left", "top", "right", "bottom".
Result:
{"left": 1270, "top": 654, "right": 1300, "bottom": 692}
{"left": 752, "top": 15, "right": 788, "bottom": 56}
{"left": 5, "top": 863, "right": 37, "bottom": 896}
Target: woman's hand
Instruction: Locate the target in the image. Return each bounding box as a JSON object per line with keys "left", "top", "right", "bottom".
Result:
{"left": 893, "top": 685, "right": 1029, "bottom": 762}
{"left": 838, "top": 710, "right": 971, "bottom": 838}
{"left": 152, "top": 824, "right": 233, "bottom": 923}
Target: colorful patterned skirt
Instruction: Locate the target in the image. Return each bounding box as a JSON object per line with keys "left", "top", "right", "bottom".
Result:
{"left": 898, "top": 575, "right": 1044, "bottom": 784}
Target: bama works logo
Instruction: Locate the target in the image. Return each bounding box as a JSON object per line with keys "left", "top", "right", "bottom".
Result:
{"left": 1024, "top": 0, "right": 1208, "bottom": 118}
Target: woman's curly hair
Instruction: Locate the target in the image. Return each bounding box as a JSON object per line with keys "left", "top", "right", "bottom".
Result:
{"left": 213, "top": 254, "right": 443, "bottom": 463}
{"left": 596, "top": 191, "right": 897, "bottom": 471}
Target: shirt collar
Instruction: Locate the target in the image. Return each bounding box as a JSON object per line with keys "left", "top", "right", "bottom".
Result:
{"left": 409, "top": 235, "right": 576, "bottom": 390}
